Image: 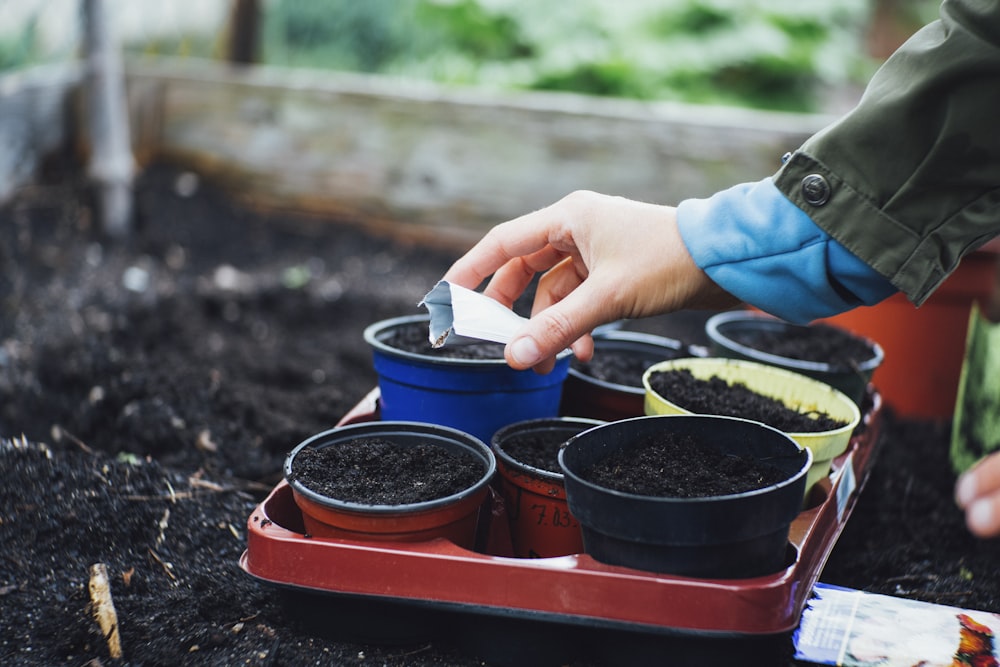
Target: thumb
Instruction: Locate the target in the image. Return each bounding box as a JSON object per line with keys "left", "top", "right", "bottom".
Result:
{"left": 505, "top": 290, "right": 606, "bottom": 370}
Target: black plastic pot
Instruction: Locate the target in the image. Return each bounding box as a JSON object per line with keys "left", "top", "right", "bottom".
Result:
{"left": 559, "top": 415, "right": 811, "bottom": 578}
{"left": 705, "top": 310, "right": 883, "bottom": 406}
{"left": 560, "top": 330, "right": 703, "bottom": 421}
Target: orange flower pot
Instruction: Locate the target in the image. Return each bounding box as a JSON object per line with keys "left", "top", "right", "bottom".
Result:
{"left": 490, "top": 417, "right": 602, "bottom": 558}
{"left": 284, "top": 422, "right": 496, "bottom": 549}
{"left": 819, "top": 241, "right": 1000, "bottom": 420}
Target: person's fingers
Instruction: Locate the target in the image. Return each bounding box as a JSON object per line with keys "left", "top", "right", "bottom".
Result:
{"left": 442, "top": 205, "right": 569, "bottom": 290}
{"left": 505, "top": 278, "right": 617, "bottom": 370}
{"left": 956, "top": 453, "right": 1000, "bottom": 508}
{"left": 964, "top": 492, "right": 1000, "bottom": 538}
{"left": 955, "top": 454, "right": 1000, "bottom": 538}
{"left": 482, "top": 244, "right": 569, "bottom": 308}
{"left": 530, "top": 256, "right": 587, "bottom": 316}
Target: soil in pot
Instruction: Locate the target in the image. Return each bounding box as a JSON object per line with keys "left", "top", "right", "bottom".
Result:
{"left": 706, "top": 312, "right": 883, "bottom": 406}
{"left": 491, "top": 417, "right": 601, "bottom": 558}
{"left": 727, "top": 322, "right": 877, "bottom": 370}
{"left": 647, "top": 368, "right": 849, "bottom": 433}
{"left": 560, "top": 414, "right": 809, "bottom": 577}
{"left": 498, "top": 430, "right": 563, "bottom": 474}
{"left": 288, "top": 437, "right": 484, "bottom": 504}
{"left": 382, "top": 320, "right": 506, "bottom": 360}
{"left": 561, "top": 331, "right": 693, "bottom": 421}
{"left": 284, "top": 422, "right": 496, "bottom": 547}
{"left": 579, "top": 431, "right": 790, "bottom": 498}
{"left": 572, "top": 348, "right": 666, "bottom": 387}
{"left": 366, "top": 315, "right": 571, "bottom": 443}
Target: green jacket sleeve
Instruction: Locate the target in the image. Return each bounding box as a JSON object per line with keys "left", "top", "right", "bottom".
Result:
{"left": 773, "top": 0, "right": 1000, "bottom": 306}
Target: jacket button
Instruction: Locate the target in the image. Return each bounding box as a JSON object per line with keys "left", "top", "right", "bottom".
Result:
{"left": 801, "top": 174, "right": 831, "bottom": 206}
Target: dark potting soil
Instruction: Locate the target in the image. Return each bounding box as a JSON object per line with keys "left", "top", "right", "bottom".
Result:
{"left": 648, "top": 368, "right": 848, "bottom": 432}
{"left": 383, "top": 319, "right": 507, "bottom": 360}
{"left": 730, "top": 322, "right": 876, "bottom": 369}
{"left": 581, "top": 432, "right": 788, "bottom": 498}
{"left": 288, "top": 437, "right": 484, "bottom": 504}
{"left": 571, "top": 346, "right": 682, "bottom": 387}
{"left": 4, "top": 160, "right": 1000, "bottom": 667}
{"left": 498, "top": 428, "right": 593, "bottom": 474}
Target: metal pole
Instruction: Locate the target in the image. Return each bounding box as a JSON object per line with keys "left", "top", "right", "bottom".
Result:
{"left": 81, "top": 0, "right": 135, "bottom": 239}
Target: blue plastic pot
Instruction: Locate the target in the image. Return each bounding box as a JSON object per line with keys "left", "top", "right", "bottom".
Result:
{"left": 364, "top": 315, "right": 571, "bottom": 443}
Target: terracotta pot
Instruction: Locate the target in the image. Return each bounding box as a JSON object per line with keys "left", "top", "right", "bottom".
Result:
{"left": 705, "top": 310, "right": 883, "bottom": 406}
{"left": 284, "top": 421, "right": 496, "bottom": 548}
{"left": 819, "top": 243, "right": 1000, "bottom": 419}
{"left": 490, "top": 417, "right": 603, "bottom": 558}
{"left": 642, "top": 357, "right": 859, "bottom": 496}
{"left": 559, "top": 414, "right": 811, "bottom": 578}
{"left": 560, "top": 330, "right": 703, "bottom": 421}
{"left": 364, "top": 314, "right": 571, "bottom": 443}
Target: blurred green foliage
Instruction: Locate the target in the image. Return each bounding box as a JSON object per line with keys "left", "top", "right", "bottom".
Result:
{"left": 0, "top": 18, "right": 38, "bottom": 70}
{"left": 261, "top": 0, "right": 887, "bottom": 112}
{"left": 0, "top": 0, "right": 941, "bottom": 113}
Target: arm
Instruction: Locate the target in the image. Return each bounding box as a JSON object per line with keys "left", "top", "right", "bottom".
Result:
{"left": 774, "top": 0, "right": 1000, "bottom": 304}
{"left": 442, "top": 190, "right": 739, "bottom": 372}
{"left": 676, "top": 178, "right": 896, "bottom": 323}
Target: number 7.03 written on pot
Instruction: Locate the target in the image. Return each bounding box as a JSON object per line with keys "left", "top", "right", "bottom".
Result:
{"left": 530, "top": 503, "right": 579, "bottom": 529}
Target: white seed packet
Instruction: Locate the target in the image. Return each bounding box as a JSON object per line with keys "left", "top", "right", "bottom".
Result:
{"left": 420, "top": 281, "right": 527, "bottom": 348}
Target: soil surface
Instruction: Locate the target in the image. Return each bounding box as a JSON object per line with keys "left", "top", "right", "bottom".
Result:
{"left": 580, "top": 432, "right": 789, "bottom": 498}
{"left": 2, "top": 160, "right": 1000, "bottom": 667}
{"left": 648, "top": 368, "right": 848, "bottom": 432}
{"left": 571, "top": 343, "right": 684, "bottom": 387}
{"left": 382, "top": 320, "right": 508, "bottom": 360}
{"left": 724, "top": 321, "right": 877, "bottom": 369}
{"left": 288, "top": 437, "right": 485, "bottom": 505}
{"left": 495, "top": 421, "right": 597, "bottom": 474}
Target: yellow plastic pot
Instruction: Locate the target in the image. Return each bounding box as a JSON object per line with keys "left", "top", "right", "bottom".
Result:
{"left": 642, "top": 358, "right": 860, "bottom": 494}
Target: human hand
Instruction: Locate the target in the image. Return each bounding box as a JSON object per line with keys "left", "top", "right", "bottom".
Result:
{"left": 442, "top": 190, "right": 738, "bottom": 372}
{"left": 956, "top": 453, "right": 1000, "bottom": 538}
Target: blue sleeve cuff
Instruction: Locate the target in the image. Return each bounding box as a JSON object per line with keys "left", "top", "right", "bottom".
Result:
{"left": 676, "top": 178, "right": 896, "bottom": 323}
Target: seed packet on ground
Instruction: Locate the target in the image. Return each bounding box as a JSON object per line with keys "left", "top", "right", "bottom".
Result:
{"left": 794, "top": 583, "right": 1000, "bottom": 666}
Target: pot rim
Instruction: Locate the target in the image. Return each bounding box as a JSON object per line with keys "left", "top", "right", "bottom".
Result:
{"left": 559, "top": 414, "right": 812, "bottom": 505}
{"left": 567, "top": 330, "right": 697, "bottom": 393}
{"left": 491, "top": 416, "right": 605, "bottom": 481}
{"left": 365, "top": 314, "right": 573, "bottom": 366}
{"left": 705, "top": 310, "right": 884, "bottom": 375}
{"left": 643, "top": 357, "right": 862, "bottom": 439}
{"left": 284, "top": 421, "right": 496, "bottom": 514}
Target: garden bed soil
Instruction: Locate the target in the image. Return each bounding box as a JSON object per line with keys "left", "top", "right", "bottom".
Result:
{"left": 3, "top": 160, "right": 1000, "bottom": 666}
{"left": 648, "top": 368, "right": 848, "bottom": 432}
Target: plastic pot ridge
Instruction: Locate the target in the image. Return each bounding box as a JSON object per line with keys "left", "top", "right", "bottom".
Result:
{"left": 365, "top": 314, "right": 571, "bottom": 443}
{"left": 560, "top": 330, "right": 704, "bottom": 421}
{"left": 705, "top": 310, "right": 883, "bottom": 406}
{"left": 284, "top": 421, "right": 496, "bottom": 548}
{"left": 491, "top": 417, "right": 603, "bottom": 558}
{"left": 559, "top": 414, "right": 811, "bottom": 578}
{"left": 642, "top": 357, "right": 860, "bottom": 495}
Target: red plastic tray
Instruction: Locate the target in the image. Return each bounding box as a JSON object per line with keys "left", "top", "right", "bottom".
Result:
{"left": 241, "top": 388, "right": 882, "bottom": 641}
